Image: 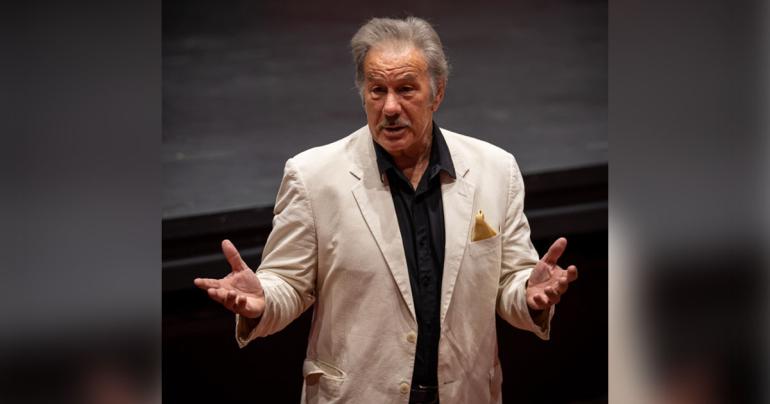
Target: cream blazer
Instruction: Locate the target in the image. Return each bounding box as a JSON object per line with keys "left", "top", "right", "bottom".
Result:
{"left": 236, "top": 126, "right": 553, "bottom": 403}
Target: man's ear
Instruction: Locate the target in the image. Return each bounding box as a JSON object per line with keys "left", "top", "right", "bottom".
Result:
{"left": 431, "top": 79, "right": 446, "bottom": 112}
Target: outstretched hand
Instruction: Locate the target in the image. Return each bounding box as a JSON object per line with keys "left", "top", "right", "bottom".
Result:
{"left": 526, "top": 237, "right": 578, "bottom": 311}
{"left": 193, "top": 240, "right": 266, "bottom": 319}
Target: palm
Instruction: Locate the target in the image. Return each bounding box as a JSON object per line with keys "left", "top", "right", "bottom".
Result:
{"left": 526, "top": 237, "right": 578, "bottom": 310}
{"left": 218, "top": 269, "right": 265, "bottom": 316}
{"left": 225, "top": 270, "right": 261, "bottom": 295}
{"left": 194, "top": 240, "right": 266, "bottom": 318}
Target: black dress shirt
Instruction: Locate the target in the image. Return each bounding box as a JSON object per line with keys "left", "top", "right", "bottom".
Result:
{"left": 373, "top": 122, "right": 456, "bottom": 387}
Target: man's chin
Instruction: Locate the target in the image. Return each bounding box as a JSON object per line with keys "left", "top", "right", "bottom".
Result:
{"left": 377, "top": 139, "right": 411, "bottom": 155}
{"left": 378, "top": 129, "right": 413, "bottom": 145}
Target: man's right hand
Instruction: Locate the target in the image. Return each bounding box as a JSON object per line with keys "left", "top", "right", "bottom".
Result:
{"left": 194, "top": 239, "right": 266, "bottom": 319}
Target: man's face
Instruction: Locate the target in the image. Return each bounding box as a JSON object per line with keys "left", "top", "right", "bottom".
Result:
{"left": 363, "top": 44, "right": 445, "bottom": 158}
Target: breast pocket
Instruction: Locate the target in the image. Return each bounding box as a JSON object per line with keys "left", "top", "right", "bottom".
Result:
{"left": 468, "top": 233, "right": 502, "bottom": 257}
{"left": 466, "top": 233, "right": 503, "bottom": 295}
{"left": 302, "top": 359, "right": 345, "bottom": 402}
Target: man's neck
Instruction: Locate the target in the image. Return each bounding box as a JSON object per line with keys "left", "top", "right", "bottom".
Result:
{"left": 392, "top": 132, "right": 432, "bottom": 189}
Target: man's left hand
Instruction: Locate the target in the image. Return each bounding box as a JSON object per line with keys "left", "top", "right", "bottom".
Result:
{"left": 526, "top": 237, "right": 578, "bottom": 310}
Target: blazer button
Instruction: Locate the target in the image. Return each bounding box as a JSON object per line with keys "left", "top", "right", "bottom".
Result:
{"left": 406, "top": 331, "right": 417, "bottom": 343}
{"left": 399, "top": 382, "right": 410, "bottom": 394}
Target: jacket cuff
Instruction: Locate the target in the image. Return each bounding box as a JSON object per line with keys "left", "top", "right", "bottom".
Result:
{"left": 235, "top": 314, "right": 262, "bottom": 348}
{"left": 519, "top": 280, "right": 555, "bottom": 340}
{"left": 234, "top": 274, "right": 277, "bottom": 347}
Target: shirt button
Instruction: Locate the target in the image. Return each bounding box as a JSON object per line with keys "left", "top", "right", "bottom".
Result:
{"left": 406, "top": 331, "right": 417, "bottom": 343}
{"left": 399, "top": 382, "right": 410, "bottom": 394}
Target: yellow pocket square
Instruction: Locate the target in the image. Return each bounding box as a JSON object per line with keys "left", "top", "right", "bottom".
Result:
{"left": 472, "top": 210, "right": 497, "bottom": 241}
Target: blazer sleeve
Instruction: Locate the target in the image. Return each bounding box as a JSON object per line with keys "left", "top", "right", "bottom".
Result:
{"left": 496, "top": 154, "right": 554, "bottom": 340}
{"left": 235, "top": 158, "right": 318, "bottom": 347}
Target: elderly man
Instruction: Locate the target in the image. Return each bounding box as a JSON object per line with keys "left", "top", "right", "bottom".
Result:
{"left": 194, "top": 16, "right": 578, "bottom": 404}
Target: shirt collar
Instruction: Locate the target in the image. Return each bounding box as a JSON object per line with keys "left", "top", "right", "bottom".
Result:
{"left": 373, "top": 121, "right": 456, "bottom": 180}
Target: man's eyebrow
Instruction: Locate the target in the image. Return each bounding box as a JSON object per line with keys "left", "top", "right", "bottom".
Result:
{"left": 365, "top": 71, "right": 420, "bottom": 81}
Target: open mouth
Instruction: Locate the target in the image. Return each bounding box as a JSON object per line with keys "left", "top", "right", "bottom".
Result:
{"left": 384, "top": 126, "right": 406, "bottom": 133}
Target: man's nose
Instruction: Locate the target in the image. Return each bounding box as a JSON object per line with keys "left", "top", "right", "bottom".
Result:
{"left": 383, "top": 92, "right": 401, "bottom": 117}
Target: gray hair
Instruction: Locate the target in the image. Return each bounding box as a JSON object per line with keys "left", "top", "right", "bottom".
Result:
{"left": 351, "top": 17, "right": 450, "bottom": 99}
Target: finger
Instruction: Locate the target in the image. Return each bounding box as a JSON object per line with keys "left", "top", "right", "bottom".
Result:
{"left": 556, "top": 278, "right": 569, "bottom": 294}
{"left": 541, "top": 237, "right": 567, "bottom": 265}
{"left": 222, "top": 239, "right": 248, "bottom": 272}
{"left": 194, "top": 278, "right": 220, "bottom": 290}
{"left": 207, "top": 288, "right": 228, "bottom": 304}
{"left": 225, "top": 290, "right": 238, "bottom": 310}
{"left": 527, "top": 295, "right": 540, "bottom": 310}
{"left": 566, "top": 265, "right": 578, "bottom": 282}
{"left": 235, "top": 295, "right": 247, "bottom": 310}
{"left": 545, "top": 288, "right": 561, "bottom": 304}
{"left": 534, "top": 294, "right": 549, "bottom": 308}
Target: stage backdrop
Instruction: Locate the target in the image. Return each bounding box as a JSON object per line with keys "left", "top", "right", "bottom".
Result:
{"left": 163, "top": 1, "right": 607, "bottom": 403}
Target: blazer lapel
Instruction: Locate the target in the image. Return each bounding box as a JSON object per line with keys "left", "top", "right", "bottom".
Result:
{"left": 349, "top": 127, "right": 416, "bottom": 321}
{"left": 439, "top": 132, "right": 476, "bottom": 325}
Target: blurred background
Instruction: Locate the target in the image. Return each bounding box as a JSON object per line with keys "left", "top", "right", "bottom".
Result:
{"left": 4, "top": 0, "right": 766, "bottom": 403}
{"left": 162, "top": 0, "right": 607, "bottom": 403}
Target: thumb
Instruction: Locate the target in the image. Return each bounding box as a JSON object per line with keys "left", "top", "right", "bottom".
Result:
{"left": 541, "top": 237, "right": 567, "bottom": 265}
{"left": 222, "top": 239, "right": 248, "bottom": 272}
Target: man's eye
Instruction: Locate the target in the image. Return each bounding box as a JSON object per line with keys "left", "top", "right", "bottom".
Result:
{"left": 399, "top": 87, "right": 414, "bottom": 93}
{"left": 372, "top": 87, "right": 386, "bottom": 94}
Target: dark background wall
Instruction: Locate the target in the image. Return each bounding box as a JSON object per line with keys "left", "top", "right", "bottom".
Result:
{"left": 162, "top": 1, "right": 607, "bottom": 403}
{"left": 162, "top": 0, "right": 606, "bottom": 219}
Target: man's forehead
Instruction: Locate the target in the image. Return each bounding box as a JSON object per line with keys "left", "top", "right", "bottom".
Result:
{"left": 363, "top": 44, "right": 428, "bottom": 78}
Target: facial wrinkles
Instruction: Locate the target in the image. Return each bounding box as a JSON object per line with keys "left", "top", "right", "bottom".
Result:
{"left": 366, "top": 66, "right": 420, "bottom": 83}
{"left": 366, "top": 60, "right": 428, "bottom": 131}
{"left": 363, "top": 45, "right": 436, "bottom": 163}
{"left": 365, "top": 44, "right": 427, "bottom": 84}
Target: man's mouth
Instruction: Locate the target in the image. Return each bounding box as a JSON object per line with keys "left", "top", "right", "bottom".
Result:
{"left": 383, "top": 126, "right": 406, "bottom": 133}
